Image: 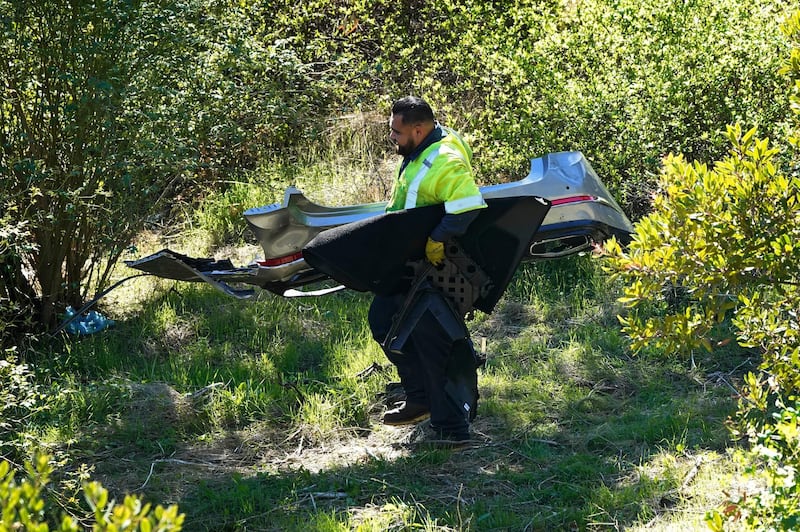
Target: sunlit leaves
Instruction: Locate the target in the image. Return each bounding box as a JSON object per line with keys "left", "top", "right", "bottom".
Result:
{"left": 606, "top": 13, "right": 800, "bottom": 527}
{"left": 0, "top": 0, "right": 334, "bottom": 329}
{"left": 0, "top": 453, "right": 184, "bottom": 531}
{"left": 604, "top": 123, "right": 800, "bottom": 357}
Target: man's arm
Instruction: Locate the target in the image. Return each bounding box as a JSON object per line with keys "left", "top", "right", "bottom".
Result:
{"left": 430, "top": 210, "right": 481, "bottom": 242}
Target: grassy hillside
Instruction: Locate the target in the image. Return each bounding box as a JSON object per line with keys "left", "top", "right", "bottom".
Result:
{"left": 5, "top": 249, "right": 752, "bottom": 530}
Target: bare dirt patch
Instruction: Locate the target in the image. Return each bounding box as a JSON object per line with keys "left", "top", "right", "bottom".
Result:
{"left": 90, "top": 380, "right": 517, "bottom": 508}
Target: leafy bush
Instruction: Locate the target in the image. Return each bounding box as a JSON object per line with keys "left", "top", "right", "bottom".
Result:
{"left": 0, "top": 348, "right": 46, "bottom": 461}
{"left": 602, "top": 124, "right": 798, "bottom": 355}
{"left": 199, "top": 0, "right": 792, "bottom": 216}
{"left": 1, "top": 0, "right": 186, "bottom": 328}
{"left": 0, "top": 218, "right": 37, "bottom": 347}
{"left": 0, "top": 0, "right": 341, "bottom": 332}
{"left": 603, "top": 9, "right": 800, "bottom": 530}
{"left": 0, "top": 453, "right": 184, "bottom": 531}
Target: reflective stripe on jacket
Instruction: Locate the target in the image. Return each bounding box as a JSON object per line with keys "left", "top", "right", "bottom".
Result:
{"left": 386, "top": 127, "right": 487, "bottom": 214}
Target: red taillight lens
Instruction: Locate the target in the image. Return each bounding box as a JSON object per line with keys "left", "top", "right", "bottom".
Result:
{"left": 258, "top": 252, "right": 303, "bottom": 267}
{"left": 550, "top": 195, "right": 596, "bottom": 206}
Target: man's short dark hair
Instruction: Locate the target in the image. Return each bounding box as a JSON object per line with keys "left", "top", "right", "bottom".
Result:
{"left": 392, "top": 96, "right": 435, "bottom": 125}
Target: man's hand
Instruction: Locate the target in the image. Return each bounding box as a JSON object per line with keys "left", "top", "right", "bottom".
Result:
{"left": 425, "top": 237, "right": 445, "bottom": 266}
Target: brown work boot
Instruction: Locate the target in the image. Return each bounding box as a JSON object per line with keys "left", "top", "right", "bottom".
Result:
{"left": 382, "top": 401, "right": 430, "bottom": 425}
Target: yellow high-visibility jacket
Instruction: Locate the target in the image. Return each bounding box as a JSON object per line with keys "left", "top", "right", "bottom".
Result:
{"left": 386, "top": 127, "right": 487, "bottom": 214}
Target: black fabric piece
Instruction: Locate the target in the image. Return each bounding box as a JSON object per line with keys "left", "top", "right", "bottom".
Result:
{"left": 456, "top": 196, "right": 550, "bottom": 313}
{"left": 303, "top": 204, "right": 444, "bottom": 296}
{"left": 303, "top": 196, "right": 551, "bottom": 311}
{"left": 430, "top": 209, "right": 480, "bottom": 242}
{"left": 398, "top": 124, "right": 446, "bottom": 175}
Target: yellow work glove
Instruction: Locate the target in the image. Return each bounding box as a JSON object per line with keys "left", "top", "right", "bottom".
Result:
{"left": 425, "top": 237, "right": 445, "bottom": 266}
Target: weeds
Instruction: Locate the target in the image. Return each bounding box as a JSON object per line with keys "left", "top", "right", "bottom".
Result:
{"left": 6, "top": 244, "right": 752, "bottom": 530}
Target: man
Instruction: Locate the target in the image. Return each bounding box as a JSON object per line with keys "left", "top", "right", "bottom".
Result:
{"left": 368, "top": 96, "right": 487, "bottom": 443}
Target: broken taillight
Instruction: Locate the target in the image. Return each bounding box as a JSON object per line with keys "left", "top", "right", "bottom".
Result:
{"left": 258, "top": 252, "right": 303, "bottom": 267}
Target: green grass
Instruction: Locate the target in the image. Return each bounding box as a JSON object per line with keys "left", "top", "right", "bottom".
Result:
{"left": 18, "top": 253, "right": 753, "bottom": 531}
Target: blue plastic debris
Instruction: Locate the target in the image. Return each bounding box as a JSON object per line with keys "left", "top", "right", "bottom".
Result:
{"left": 64, "top": 306, "right": 116, "bottom": 335}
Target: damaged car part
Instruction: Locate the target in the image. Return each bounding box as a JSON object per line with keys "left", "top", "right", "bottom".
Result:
{"left": 126, "top": 151, "right": 633, "bottom": 300}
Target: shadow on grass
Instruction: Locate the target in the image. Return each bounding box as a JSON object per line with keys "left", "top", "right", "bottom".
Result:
{"left": 145, "top": 344, "right": 742, "bottom": 531}
{"left": 39, "top": 259, "right": 753, "bottom": 530}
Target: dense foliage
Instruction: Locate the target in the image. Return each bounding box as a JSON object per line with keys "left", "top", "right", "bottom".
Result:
{"left": 604, "top": 10, "right": 800, "bottom": 530}
{"left": 257, "top": 0, "right": 792, "bottom": 207}
{"left": 2, "top": 0, "right": 799, "bottom": 527}
{"left": 1, "top": 0, "right": 181, "bottom": 331}
{"left": 0, "top": 0, "right": 333, "bottom": 335}
{"left": 1, "top": 0, "right": 793, "bottom": 341}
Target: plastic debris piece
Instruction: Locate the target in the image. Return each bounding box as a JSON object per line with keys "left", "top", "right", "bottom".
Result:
{"left": 64, "top": 306, "right": 116, "bottom": 335}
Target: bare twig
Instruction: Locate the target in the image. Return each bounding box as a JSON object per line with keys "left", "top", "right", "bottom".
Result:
{"left": 137, "top": 458, "right": 238, "bottom": 491}
{"left": 188, "top": 382, "right": 225, "bottom": 401}
{"left": 355, "top": 362, "right": 389, "bottom": 380}
{"left": 681, "top": 455, "right": 703, "bottom": 490}
{"left": 137, "top": 461, "right": 157, "bottom": 491}
{"left": 307, "top": 491, "right": 348, "bottom": 499}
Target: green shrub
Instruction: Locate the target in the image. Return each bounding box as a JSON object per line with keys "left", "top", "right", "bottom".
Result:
{"left": 0, "top": 0, "right": 208, "bottom": 328}
{"left": 0, "top": 453, "right": 184, "bottom": 531}
{"left": 0, "top": 0, "right": 341, "bottom": 332}
{"left": 603, "top": 9, "right": 800, "bottom": 530}
{"left": 0, "top": 348, "right": 46, "bottom": 461}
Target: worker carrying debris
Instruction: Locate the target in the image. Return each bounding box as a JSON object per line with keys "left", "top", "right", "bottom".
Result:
{"left": 126, "top": 96, "right": 555, "bottom": 447}
{"left": 367, "top": 96, "right": 487, "bottom": 445}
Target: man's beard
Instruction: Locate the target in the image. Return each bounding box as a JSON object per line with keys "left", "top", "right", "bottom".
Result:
{"left": 395, "top": 139, "right": 416, "bottom": 157}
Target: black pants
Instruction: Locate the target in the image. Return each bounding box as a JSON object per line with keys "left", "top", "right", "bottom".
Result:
{"left": 368, "top": 291, "right": 478, "bottom": 434}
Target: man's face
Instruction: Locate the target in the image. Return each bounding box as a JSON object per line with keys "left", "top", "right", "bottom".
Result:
{"left": 389, "top": 113, "right": 418, "bottom": 156}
